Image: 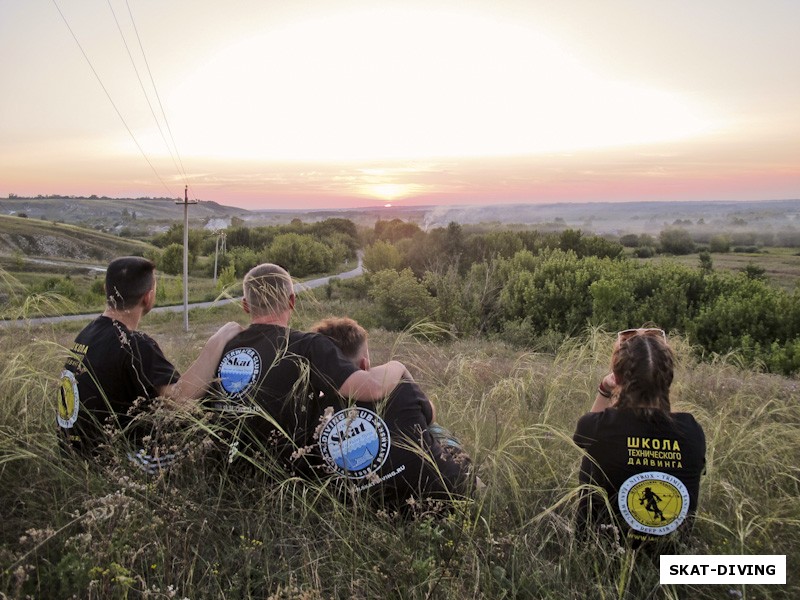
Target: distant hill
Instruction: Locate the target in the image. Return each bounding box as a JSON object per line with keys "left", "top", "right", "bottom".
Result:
{"left": 0, "top": 196, "right": 249, "bottom": 227}
{"left": 0, "top": 214, "right": 155, "bottom": 262}
{"left": 3, "top": 196, "right": 799, "bottom": 237}
{"left": 352, "top": 199, "right": 800, "bottom": 232}
{"left": 246, "top": 199, "right": 800, "bottom": 233}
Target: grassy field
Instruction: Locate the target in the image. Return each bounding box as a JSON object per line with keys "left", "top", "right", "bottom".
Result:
{"left": 0, "top": 214, "right": 154, "bottom": 259}
{"left": 0, "top": 268, "right": 233, "bottom": 321}
{"left": 1, "top": 290, "right": 798, "bottom": 599}
{"left": 0, "top": 209, "right": 358, "bottom": 319}
{"left": 644, "top": 248, "right": 800, "bottom": 291}
{"left": 0, "top": 197, "right": 243, "bottom": 225}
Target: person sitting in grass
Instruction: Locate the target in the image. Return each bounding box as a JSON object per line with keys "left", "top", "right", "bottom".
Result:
{"left": 573, "top": 327, "right": 706, "bottom": 547}
{"left": 310, "top": 317, "right": 478, "bottom": 507}
{"left": 57, "top": 256, "right": 243, "bottom": 472}
{"left": 208, "top": 263, "right": 410, "bottom": 478}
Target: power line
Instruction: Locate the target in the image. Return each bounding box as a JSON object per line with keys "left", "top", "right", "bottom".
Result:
{"left": 106, "top": 0, "right": 187, "bottom": 190}
{"left": 117, "top": 0, "right": 200, "bottom": 201}
{"left": 50, "top": 0, "right": 178, "bottom": 199}
{"left": 123, "top": 0, "right": 195, "bottom": 200}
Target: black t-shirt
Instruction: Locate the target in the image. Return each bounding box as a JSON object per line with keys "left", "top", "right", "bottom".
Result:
{"left": 210, "top": 324, "right": 358, "bottom": 471}
{"left": 318, "top": 382, "right": 474, "bottom": 507}
{"left": 573, "top": 408, "right": 705, "bottom": 544}
{"left": 57, "top": 316, "right": 179, "bottom": 456}
{"left": 340, "top": 381, "right": 471, "bottom": 506}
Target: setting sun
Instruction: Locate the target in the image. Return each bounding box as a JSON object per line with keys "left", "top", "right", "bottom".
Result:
{"left": 363, "top": 183, "right": 419, "bottom": 201}
{"left": 2, "top": 1, "right": 797, "bottom": 207}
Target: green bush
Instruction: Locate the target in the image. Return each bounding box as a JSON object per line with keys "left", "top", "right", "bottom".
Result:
{"left": 367, "top": 268, "right": 437, "bottom": 330}
{"left": 659, "top": 228, "right": 695, "bottom": 255}
{"left": 227, "top": 246, "right": 260, "bottom": 278}
{"left": 709, "top": 234, "right": 731, "bottom": 253}
{"left": 363, "top": 240, "right": 403, "bottom": 273}
{"left": 465, "top": 230, "right": 524, "bottom": 262}
{"left": 216, "top": 264, "right": 237, "bottom": 293}
{"left": 158, "top": 243, "right": 189, "bottom": 276}
{"left": 424, "top": 262, "right": 503, "bottom": 336}
{"left": 374, "top": 218, "right": 422, "bottom": 242}
{"left": 633, "top": 246, "right": 655, "bottom": 258}
{"left": 151, "top": 223, "right": 204, "bottom": 255}
{"left": 690, "top": 274, "right": 788, "bottom": 359}
{"left": 591, "top": 261, "right": 706, "bottom": 332}
{"left": 29, "top": 276, "right": 79, "bottom": 301}
{"left": 361, "top": 236, "right": 800, "bottom": 374}
{"left": 265, "top": 233, "right": 334, "bottom": 278}
{"left": 498, "top": 249, "right": 607, "bottom": 336}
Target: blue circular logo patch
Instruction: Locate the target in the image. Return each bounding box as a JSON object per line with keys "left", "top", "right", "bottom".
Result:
{"left": 319, "top": 407, "right": 391, "bottom": 479}
{"left": 217, "top": 347, "right": 261, "bottom": 398}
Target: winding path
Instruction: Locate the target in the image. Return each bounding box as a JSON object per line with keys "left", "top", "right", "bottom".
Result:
{"left": 1, "top": 258, "right": 363, "bottom": 328}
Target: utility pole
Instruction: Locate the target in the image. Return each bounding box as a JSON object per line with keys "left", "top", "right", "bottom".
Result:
{"left": 175, "top": 185, "right": 197, "bottom": 332}
{"left": 213, "top": 231, "right": 220, "bottom": 285}
{"left": 212, "top": 230, "right": 227, "bottom": 284}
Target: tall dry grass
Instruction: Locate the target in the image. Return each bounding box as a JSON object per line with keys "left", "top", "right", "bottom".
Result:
{"left": 0, "top": 288, "right": 798, "bottom": 598}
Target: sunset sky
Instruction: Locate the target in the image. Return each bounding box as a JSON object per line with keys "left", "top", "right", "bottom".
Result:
{"left": 1, "top": 0, "right": 798, "bottom": 209}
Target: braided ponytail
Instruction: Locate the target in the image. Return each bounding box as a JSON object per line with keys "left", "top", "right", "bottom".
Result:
{"left": 612, "top": 334, "right": 674, "bottom": 419}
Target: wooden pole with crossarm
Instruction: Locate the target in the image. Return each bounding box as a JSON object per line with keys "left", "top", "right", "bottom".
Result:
{"left": 175, "top": 186, "right": 197, "bottom": 332}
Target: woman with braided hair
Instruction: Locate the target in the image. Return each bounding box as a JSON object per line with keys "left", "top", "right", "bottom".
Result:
{"left": 573, "top": 328, "right": 706, "bottom": 546}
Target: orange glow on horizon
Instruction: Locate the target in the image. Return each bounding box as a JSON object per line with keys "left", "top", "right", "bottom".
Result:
{"left": 2, "top": 2, "right": 798, "bottom": 208}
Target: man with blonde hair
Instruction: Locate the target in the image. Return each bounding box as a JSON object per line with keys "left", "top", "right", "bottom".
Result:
{"left": 242, "top": 263, "right": 294, "bottom": 318}
{"left": 211, "top": 263, "right": 409, "bottom": 475}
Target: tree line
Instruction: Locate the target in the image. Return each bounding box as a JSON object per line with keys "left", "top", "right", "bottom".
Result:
{"left": 150, "top": 218, "right": 359, "bottom": 279}
{"left": 350, "top": 220, "right": 800, "bottom": 375}
{"left": 141, "top": 216, "right": 800, "bottom": 374}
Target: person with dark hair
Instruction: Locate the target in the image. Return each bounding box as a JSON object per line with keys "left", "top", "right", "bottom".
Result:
{"left": 209, "top": 264, "right": 410, "bottom": 476}
{"left": 310, "top": 317, "right": 477, "bottom": 506}
{"left": 573, "top": 328, "right": 706, "bottom": 546}
{"left": 57, "top": 256, "right": 242, "bottom": 471}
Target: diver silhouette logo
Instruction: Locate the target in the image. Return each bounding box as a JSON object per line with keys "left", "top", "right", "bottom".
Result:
{"left": 57, "top": 370, "right": 80, "bottom": 428}
{"left": 618, "top": 471, "right": 690, "bottom": 535}
{"left": 639, "top": 487, "right": 666, "bottom": 521}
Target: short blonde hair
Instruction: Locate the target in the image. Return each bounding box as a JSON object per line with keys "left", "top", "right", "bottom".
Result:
{"left": 243, "top": 264, "right": 293, "bottom": 317}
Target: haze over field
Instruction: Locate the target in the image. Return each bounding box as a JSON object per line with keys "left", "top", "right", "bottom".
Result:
{"left": 4, "top": 197, "right": 800, "bottom": 236}
{"left": 1, "top": 1, "right": 798, "bottom": 209}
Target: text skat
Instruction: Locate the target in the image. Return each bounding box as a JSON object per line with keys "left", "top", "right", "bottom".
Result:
{"left": 227, "top": 357, "right": 253, "bottom": 367}
{"left": 330, "top": 421, "right": 367, "bottom": 443}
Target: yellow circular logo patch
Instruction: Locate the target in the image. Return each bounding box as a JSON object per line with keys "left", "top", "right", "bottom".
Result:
{"left": 57, "top": 369, "right": 80, "bottom": 428}
{"left": 618, "top": 471, "right": 690, "bottom": 535}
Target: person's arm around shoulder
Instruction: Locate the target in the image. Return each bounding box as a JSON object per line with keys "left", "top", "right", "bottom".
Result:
{"left": 160, "top": 321, "right": 244, "bottom": 403}
{"left": 338, "top": 360, "right": 412, "bottom": 401}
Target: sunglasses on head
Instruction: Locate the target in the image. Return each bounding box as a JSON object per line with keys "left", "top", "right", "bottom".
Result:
{"left": 617, "top": 328, "right": 667, "bottom": 343}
